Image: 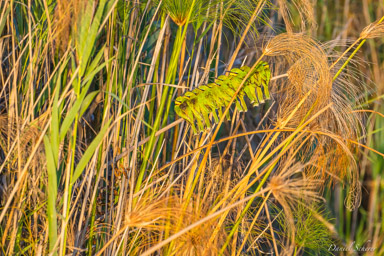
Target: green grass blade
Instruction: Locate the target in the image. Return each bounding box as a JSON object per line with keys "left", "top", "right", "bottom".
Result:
{"left": 43, "top": 135, "right": 58, "bottom": 256}
{"left": 0, "top": 6, "right": 10, "bottom": 36}
{"left": 70, "top": 119, "right": 111, "bottom": 186}
{"left": 79, "top": 90, "right": 99, "bottom": 117}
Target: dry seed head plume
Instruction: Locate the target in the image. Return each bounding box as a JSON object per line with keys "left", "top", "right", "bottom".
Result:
{"left": 172, "top": 203, "right": 227, "bottom": 256}
{"left": 326, "top": 44, "right": 365, "bottom": 147}
{"left": 264, "top": 33, "right": 332, "bottom": 133}
{"left": 53, "top": 0, "right": 87, "bottom": 51}
{"left": 268, "top": 157, "right": 323, "bottom": 211}
{"left": 202, "top": 157, "right": 231, "bottom": 206}
{"left": 327, "top": 46, "right": 365, "bottom": 211}
{"left": 124, "top": 194, "right": 180, "bottom": 230}
{"left": 121, "top": 193, "right": 181, "bottom": 253}
{"left": 264, "top": 33, "right": 332, "bottom": 100}
{"left": 264, "top": 34, "right": 363, "bottom": 205}
{"left": 268, "top": 156, "right": 323, "bottom": 254}
{"left": 360, "top": 19, "right": 384, "bottom": 39}
{"left": 0, "top": 115, "right": 45, "bottom": 170}
{"left": 345, "top": 178, "right": 361, "bottom": 211}
{"left": 276, "top": 0, "right": 316, "bottom": 33}
{"left": 308, "top": 130, "right": 361, "bottom": 210}
{"left": 222, "top": 0, "right": 272, "bottom": 40}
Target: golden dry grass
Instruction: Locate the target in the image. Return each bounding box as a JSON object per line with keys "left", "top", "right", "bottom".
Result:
{"left": 0, "top": 0, "right": 383, "bottom": 255}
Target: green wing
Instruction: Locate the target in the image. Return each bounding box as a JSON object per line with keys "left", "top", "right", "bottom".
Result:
{"left": 174, "top": 61, "right": 271, "bottom": 134}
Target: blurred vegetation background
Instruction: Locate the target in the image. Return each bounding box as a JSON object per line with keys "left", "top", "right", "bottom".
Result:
{"left": 0, "top": 0, "right": 383, "bottom": 255}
